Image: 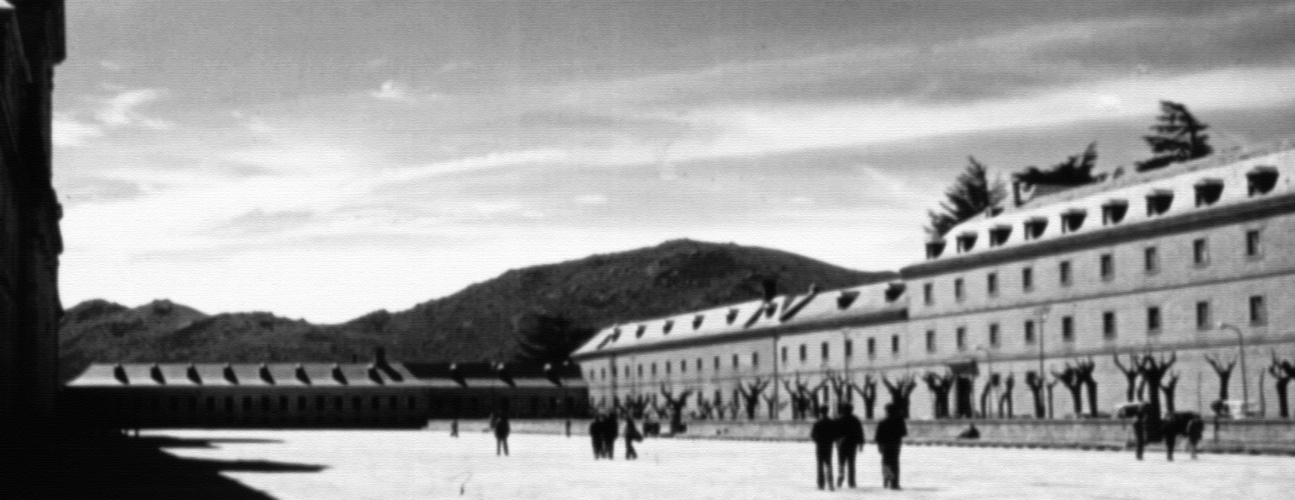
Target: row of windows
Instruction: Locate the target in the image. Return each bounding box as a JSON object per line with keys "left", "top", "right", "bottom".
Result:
{"left": 928, "top": 166, "right": 1280, "bottom": 258}
{"left": 121, "top": 394, "right": 419, "bottom": 413}
{"left": 924, "top": 295, "right": 1268, "bottom": 353}
{"left": 926, "top": 229, "right": 1265, "bottom": 304}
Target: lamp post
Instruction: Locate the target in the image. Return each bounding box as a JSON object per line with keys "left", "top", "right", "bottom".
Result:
{"left": 1034, "top": 306, "right": 1051, "bottom": 381}
{"left": 975, "top": 344, "right": 993, "bottom": 418}
{"left": 1217, "top": 322, "right": 1249, "bottom": 413}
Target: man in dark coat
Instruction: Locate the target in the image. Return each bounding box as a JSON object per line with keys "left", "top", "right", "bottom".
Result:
{"left": 603, "top": 413, "right": 619, "bottom": 460}
{"left": 589, "top": 415, "right": 604, "bottom": 459}
{"left": 810, "top": 406, "right": 840, "bottom": 491}
{"left": 1131, "top": 407, "right": 1147, "bottom": 461}
{"left": 874, "top": 403, "right": 907, "bottom": 490}
{"left": 624, "top": 417, "right": 642, "bottom": 460}
{"left": 835, "top": 403, "right": 865, "bottom": 488}
{"left": 494, "top": 413, "right": 511, "bottom": 456}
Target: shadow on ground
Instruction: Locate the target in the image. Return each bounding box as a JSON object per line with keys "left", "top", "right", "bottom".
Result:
{"left": 6, "top": 430, "right": 322, "bottom": 499}
{"left": 139, "top": 435, "right": 284, "bottom": 449}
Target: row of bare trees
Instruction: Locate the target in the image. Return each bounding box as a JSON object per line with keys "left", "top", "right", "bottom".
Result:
{"left": 593, "top": 351, "right": 1295, "bottom": 421}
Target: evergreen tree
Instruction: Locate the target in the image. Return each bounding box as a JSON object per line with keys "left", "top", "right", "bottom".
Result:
{"left": 512, "top": 311, "right": 595, "bottom": 363}
{"left": 1013, "top": 142, "right": 1100, "bottom": 187}
{"left": 926, "top": 157, "right": 1006, "bottom": 237}
{"left": 1135, "top": 101, "right": 1212, "bottom": 172}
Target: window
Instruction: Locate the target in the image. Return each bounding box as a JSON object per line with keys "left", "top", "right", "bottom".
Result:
{"left": 752, "top": 352, "right": 759, "bottom": 368}
{"left": 844, "top": 340, "right": 853, "bottom": 358}
{"left": 821, "top": 342, "right": 830, "bottom": 361}
{"left": 1146, "top": 190, "right": 1174, "bottom": 216}
{"left": 651, "top": 362, "right": 657, "bottom": 376}
{"left": 1195, "top": 179, "right": 1223, "bottom": 207}
{"left": 637, "top": 365, "right": 643, "bottom": 377}
{"left": 1144, "top": 246, "right": 1159, "bottom": 274}
{"left": 867, "top": 337, "right": 876, "bottom": 358}
{"left": 1022, "top": 267, "right": 1033, "bottom": 291}
{"left": 662, "top": 320, "right": 674, "bottom": 334}
{"left": 1024, "top": 217, "right": 1047, "bottom": 240}
{"left": 680, "top": 361, "right": 686, "bottom": 374}
{"left": 891, "top": 335, "right": 900, "bottom": 355}
{"left": 954, "top": 278, "right": 965, "bottom": 302}
{"left": 1103, "top": 311, "right": 1116, "bottom": 339}
{"left": 714, "top": 356, "right": 720, "bottom": 370}
{"left": 799, "top": 344, "right": 807, "bottom": 362}
{"left": 1102, "top": 200, "right": 1128, "bottom": 225}
{"left": 956, "top": 232, "right": 978, "bottom": 253}
{"left": 987, "top": 272, "right": 998, "bottom": 296}
{"left": 989, "top": 225, "right": 1012, "bottom": 246}
{"left": 1061, "top": 316, "right": 1074, "bottom": 342}
{"left": 697, "top": 358, "right": 703, "bottom": 372}
{"left": 1247, "top": 166, "right": 1278, "bottom": 196}
{"left": 1061, "top": 209, "right": 1086, "bottom": 233}
{"left": 1246, "top": 229, "right": 1262, "bottom": 258}
{"left": 1250, "top": 295, "right": 1267, "bottom": 325}
{"left": 923, "top": 282, "right": 934, "bottom": 305}
{"left": 1100, "top": 254, "right": 1114, "bottom": 280}
{"left": 1147, "top": 306, "right": 1162, "bottom": 333}
{"left": 781, "top": 346, "right": 788, "bottom": 363}
{"left": 1059, "top": 260, "right": 1072, "bottom": 286}
{"left": 665, "top": 362, "right": 671, "bottom": 375}
{"left": 955, "top": 327, "right": 967, "bottom": 351}
{"left": 988, "top": 323, "right": 1000, "bottom": 347}
{"left": 1024, "top": 320, "right": 1036, "bottom": 345}
{"left": 1193, "top": 238, "right": 1209, "bottom": 266}
{"left": 925, "top": 330, "right": 936, "bottom": 353}
{"left": 732, "top": 355, "right": 739, "bottom": 369}
{"left": 1196, "top": 301, "right": 1211, "bottom": 330}
{"left": 926, "top": 240, "right": 947, "bottom": 259}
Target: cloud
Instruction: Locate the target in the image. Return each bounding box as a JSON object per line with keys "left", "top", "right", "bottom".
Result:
{"left": 574, "top": 193, "right": 608, "bottom": 205}
{"left": 95, "top": 88, "right": 172, "bottom": 129}
{"left": 369, "top": 79, "right": 444, "bottom": 102}
{"left": 52, "top": 113, "right": 105, "bottom": 147}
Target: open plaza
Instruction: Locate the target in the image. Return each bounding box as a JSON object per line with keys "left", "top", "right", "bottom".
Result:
{"left": 142, "top": 428, "right": 1292, "bottom": 500}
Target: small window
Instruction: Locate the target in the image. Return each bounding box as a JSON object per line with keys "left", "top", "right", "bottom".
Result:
{"left": 1061, "top": 316, "right": 1074, "bottom": 342}
{"left": 925, "top": 330, "right": 936, "bottom": 353}
{"left": 714, "top": 356, "right": 720, "bottom": 369}
{"left": 844, "top": 340, "right": 853, "bottom": 358}
{"left": 799, "top": 344, "right": 807, "bottom": 362}
{"left": 1024, "top": 320, "right": 1036, "bottom": 345}
{"left": 751, "top": 352, "right": 759, "bottom": 368}
{"left": 987, "top": 272, "right": 998, "bottom": 296}
{"left": 1059, "top": 260, "right": 1072, "bottom": 286}
{"left": 780, "top": 346, "right": 788, "bottom": 363}
{"left": 726, "top": 308, "right": 739, "bottom": 324}
{"left": 665, "top": 362, "right": 671, "bottom": 375}
{"left": 955, "top": 327, "right": 967, "bottom": 351}
{"left": 923, "top": 282, "right": 934, "bottom": 305}
{"left": 697, "top": 358, "right": 703, "bottom": 372}
{"left": 1250, "top": 295, "right": 1267, "bottom": 325}
{"left": 1022, "top": 267, "right": 1033, "bottom": 291}
{"left": 679, "top": 361, "right": 685, "bottom": 374}
{"left": 1061, "top": 209, "right": 1086, "bottom": 233}
{"left": 837, "top": 291, "right": 860, "bottom": 309}
{"left": 637, "top": 365, "right": 643, "bottom": 377}
{"left": 1144, "top": 246, "right": 1159, "bottom": 274}
{"left": 1193, "top": 238, "right": 1209, "bottom": 266}
{"left": 662, "top": 320, "right": 674, "bottom": 334}
{"left": 1151, "top": 307, "right": 1168, "bottom": 335}
{"left": 1247, "top": 166, "right": 1279, "bottom": 196}
{"left": 926, "top": 240, "right": 947, "bottom": 259}
{"left": 956, "top": 232, "right": 978, "bottom": 253}
{"left": 821, "top": 342, "right": 830, "bottom": 361}
{"left": 1102, "top": 311, "right": 1116, "bottom": 339}
{"left": 988, "top": 323, "right": 1000, "bottom": 347}
{"left": 635, "top": 325, "right": 647, "bottom": 338}
{"left": 1194, "top": 179, "right": 1223, "bottom": 207}
{"left": 1102, "top": 200, "right": 1128, "bottom": 225}
{"left": 692, "top": 314, "right": 704, "bottom": 330}
{"left": 732, "top": 355, "right": 739, "bottom": 369}
{"left": 890, "top": 335, "right": 900, "bottom": 355}
{"left": 1100, "top": 254, "right": 1114, "bottom": 280}
{"left": 1146, "top": 189, "right": 1174, "bottom": 216}
{"left": 1246, "top": 229, "right": 1262, "bottom": 258}
{"left": 989, "top": 225, "right": 1012, "bottom": 246}
{"left": 1024, "top": 217, "right": 1048, "bottom": 240}
{"left": 1196, "top": 301, "right": 1211, "bottom": 330}
{"left": 954, "top": 278, "right": 965, "bottom": 302}
{"left": 867, "top": 337, "right": 877, "bottom": 358}
{"left": 651, "top": 362, "right": 657, "bottom": 376}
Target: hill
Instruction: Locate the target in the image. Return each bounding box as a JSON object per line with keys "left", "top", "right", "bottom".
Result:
{"left": 59, "top": 239, "right": 894, "bottom": 380}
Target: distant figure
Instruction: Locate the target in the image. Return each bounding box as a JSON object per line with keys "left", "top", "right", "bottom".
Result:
{"left": 603, "top": 413, "right": 620, "bottom": 459}
{"left": 957, "top": 423, "right": 980, "bottom": 440}
{"left": 836, "top": 404, "right": 865, "bottom": 489}
{"left": 874, "top": 403, "right": 907, "bottom": 490}
{"left": 810, "top": 406, "right": 839, "bottom": 491}
{"left": 565, "top": 418, "right": 572, "bottom": 438}
{"left": 624, "top": 417, "right": 642, "bottom": 460}
{"left": 1185, "top": 414, "right": 1205, "bottom": 460}
{"left": 1131, "top": 407, "right": 1147, "bottom": 461}
{"left": 450, "top": 418, "right": 459, "bottom": 438}
{"left": 494, "top": 414, "right": 511, "bottom": 456}
{"left": 589, "top": 415, "right": 604, "bottom": 459}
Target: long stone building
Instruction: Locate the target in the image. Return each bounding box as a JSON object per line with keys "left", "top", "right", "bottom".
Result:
{"left": 571, "top": 139, "right": 1295, "bottom": 422}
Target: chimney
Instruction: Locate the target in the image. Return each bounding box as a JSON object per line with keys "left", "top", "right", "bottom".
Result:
{"left": 761, "top": 278, "right": 778, "bottom": 302}
{"left": 373, "top": 347, "right": 388, "bottom": 368}
{"left": 1012, "top": 180, "right": 1023, "bottom": 207}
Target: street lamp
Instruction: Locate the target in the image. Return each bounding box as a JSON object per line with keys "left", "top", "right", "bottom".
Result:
{"left": 1034, "top": 306, "right": 1051, "bottom": 382}
{"left": 1217, "top": 322, "right": 1249, "bottom": 413}
{"left": 975, "top": 344, "right": 993, "bottom": 417}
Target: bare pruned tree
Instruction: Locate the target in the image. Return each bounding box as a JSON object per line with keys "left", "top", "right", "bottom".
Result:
{"left": 1205, "top": 353, "right": 1236, "bottom": 402}
{"left": 1161, "top": 372, "right": 1180, "bottom": 414}
{"left": 1268, "top": 351, "right": 1293, "bottom": 419}
{"left": 659, "top": 384, "right": 694, "bottom": 432}
{"left": 736, "top": 378, "right": 771, "bottom": 420}
{"left": 1073, "top": 358, "right": 1099, "bottom": 418}
{"left": 1025, "top": 371, "right": 1046, "bottom": 418}
{"left": 997, "top": 373, "right": 1015, "bottom": 418}
{"left": 849, "top": 374, "right": 879, "bottom": 419}
{"left": 1052, "top": 365, "right": 1084, "bottom": 418}
{"left": 1112, "top": 354, "right": 1141, "bottom": 402}
{"left": 923, "top": 371, "right": 955, "bottom": 419}
{"left": 882, "top": 374, "right": 917, "bottom": 418}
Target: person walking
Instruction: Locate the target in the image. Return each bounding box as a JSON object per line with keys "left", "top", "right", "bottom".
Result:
{"left": 624, "top": 417, "right": 642, "bottom": 460}
{"left": 874, "top": 403, "right": 907, "bottom": 490}
{"left": 810, "top": 406, "right": 840, "bottom": 491}
{"left": 589, "top": 414, "right": 604, "bottom": 459}
{"left": 494, "top": 413, "right": 511, "bottom": 456}
{"left": 835, "top": 403, "right": 865, "bottom": 489}
{"left": 603, "top": 412, "right": 619, "bottom": 460}
{"left": 450, "top": 418, "right": 459, "bottom": 438}
{"left": 1131, "top": 407, "right": 1147, "bottom": 461}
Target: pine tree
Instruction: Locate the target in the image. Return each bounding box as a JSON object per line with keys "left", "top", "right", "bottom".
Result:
{"left": 1135, "top": 101, "right": 1212, "bottom": 172}
{"left": 1013, "top": 142, "right": 1099, "bottom": 187}
{"left": 926, "top": 157, "right": 1006, "bottom": 237}
{"left": 512, "top": 311, "right": 595, "bottom": 363}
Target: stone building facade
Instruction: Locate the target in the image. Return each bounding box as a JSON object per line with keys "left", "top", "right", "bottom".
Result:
{"left": 572, "top": 140, "right": 1295, "bottom": 422}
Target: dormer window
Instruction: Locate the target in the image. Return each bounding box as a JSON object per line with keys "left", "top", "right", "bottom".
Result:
{"left": 764, "top": 303, "right": 778, "bottom": 318}
{"left": 884, "top": 283, "right": 906, "bottom": 302}
{"left": 635, "top": 325, "right": 647, "bottom": 338}
{"left": 1101, "top": 200, "right": 1128, "bottom": 225}
{"left": 955, "top": 232, "right": 978, "bottom": 253}
{"left": 1194, "top": 178, "right": 1223, "bottom": 207}
{"left": 1023, "top": 217, "right": 1048, "bottom": 240}
{"left": 1146, "top": 189, "right": 1174, "bottom": 216}
{"left": 836, "top": 290, "right": 860, "bottom": 309}
{"left": 1247, "top": 166, "right": 1278, "bottom": 196}
{"left": 925, "top": 240, "right": 946, "bottom": 259}
{"left": 692, "top": 314, "right": 704, "bottom": 330}
{"left": 662, "top": 320, "right": 674, "bottom": 334}
{"left": 1060, "top": 209, "right": 1086, "bottom": 233}
{"left": 988, "top": 225, "right": 1012, "bottom": 247}
{"left": 610, "top": 327, "right": 622, "bottom": 341}
{"left": 726, "top": 308, "right": 739, "bottom": 324}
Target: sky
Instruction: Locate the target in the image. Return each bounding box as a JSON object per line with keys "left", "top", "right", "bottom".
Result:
{"left": 52, "top": 0, "right": 1295, "bottom": 323}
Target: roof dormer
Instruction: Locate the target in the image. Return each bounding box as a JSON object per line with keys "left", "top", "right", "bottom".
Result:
{"left": 1060, "top": 208, "right": 1086, "bottom": 233}
{"left": 1146, "top": 189, "right": 1174, "bottom": 216}
{"left": 988, "top": 225, "right": 1012, "bottom": 247}
{"left": 955, "top": 232, "right": 978, "bottom": 253}
{"left": 1101, "top": 199, "right": 1128, "bottom": 225}
{"left": 1023, "top": 217, "right": 1048, "bottom": 240}
{"left": 1247, "top": 166, "right": 1278, "bottom": 196}
{"left": 925, "top": 240, "right": 946, "bottom": 259}
{"left": 1194, "top": 178, "right": 1223, "bottom": 207}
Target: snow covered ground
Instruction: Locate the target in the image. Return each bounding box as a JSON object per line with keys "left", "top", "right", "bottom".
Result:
{"left": 146, "top": 428, "right": 1292, "bottom": 500}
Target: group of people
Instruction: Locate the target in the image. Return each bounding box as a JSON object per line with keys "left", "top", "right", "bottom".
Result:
{"left": 589, "top": 412, "right": 643, "bottom": 460}
{"left": 811, "top": 402, "right": 907, "bottom": 491}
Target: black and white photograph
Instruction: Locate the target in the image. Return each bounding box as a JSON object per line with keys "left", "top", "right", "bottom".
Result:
{"left": 4, "top": 1, "right": 1295, "bottom": 498}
